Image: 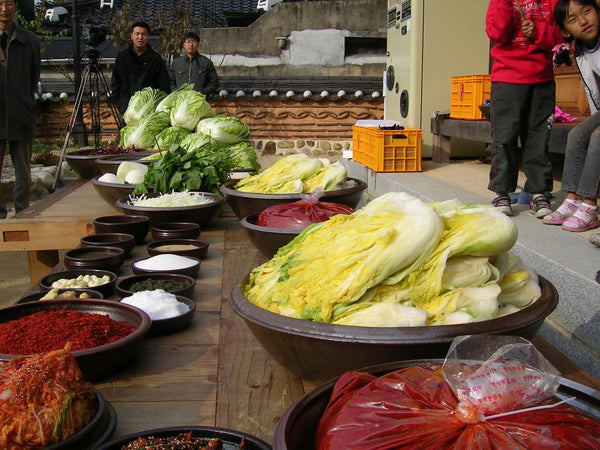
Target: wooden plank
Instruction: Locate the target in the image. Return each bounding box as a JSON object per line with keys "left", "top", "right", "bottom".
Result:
{"left": 0, "top": 219, "right": 93, "bottom": 252}
{"left": 27, "top": 250, "right": 60, "bottom": 285}
{"left": 216, "top": 220, "right": 307, "bottom": 442}
{"left": 14, "top": 178, "right": 87, "bottom": 219}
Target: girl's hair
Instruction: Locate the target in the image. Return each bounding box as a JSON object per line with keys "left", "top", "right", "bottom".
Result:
{"left": 554, "top": 0, "right": 599, "bottom": 32}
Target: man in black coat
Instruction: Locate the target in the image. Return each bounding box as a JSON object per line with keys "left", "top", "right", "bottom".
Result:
{"left": 170, "top": 31, "right": 219, "bottom": 96}
{"left": 111, "top": 21, "right": 171, "bottom": 115}
{"left": 0, "top": 0, "right": 40, "bottom": 218}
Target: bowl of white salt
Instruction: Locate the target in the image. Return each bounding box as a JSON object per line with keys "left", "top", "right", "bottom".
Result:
{"left": 131, "top": 254, "right": 201, "bottom": 278}
{"left": 120, "top": 291, "right": 196, "bottom": 335}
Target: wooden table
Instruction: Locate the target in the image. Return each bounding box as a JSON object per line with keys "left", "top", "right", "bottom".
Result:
{"left": 8, "top": 182, "right": 600, "bottom": 445}
{"left": 0, "top": 179, "right": 117, "bottom": 284}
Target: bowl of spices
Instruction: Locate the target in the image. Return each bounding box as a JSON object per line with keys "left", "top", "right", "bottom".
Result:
{"left": 150, "top": 222, "right": 201, "bottom": 241}
{"left": 146, "top": 239, "right": 209, "bottom": 259}
{"left": 97, "top": 425, "right": 272, "bottom": 450}
{"left": 93, "top": 215, "right": 150, "bottom": 245}
{"left": 39, "top": 269, "right": 118, "bottom": 298}
{"left": 80, "top": 233, "right": 136, "bottom": 257}
{"left": 0, "top": 299, "right": 152, "bottom": 381}
{"left": 121, "top": 291, "right": 196, "bottom": 335}
{"left": 64, "top": 246, "right": 125, "bottom": 272}
{"left": 132, "top": 254, "right": 201, "bottom": 278}
{"left": 116, "top": 273, "right": 196, "bottom": 299}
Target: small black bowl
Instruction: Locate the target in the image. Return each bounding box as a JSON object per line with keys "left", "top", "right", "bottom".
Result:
{"left": 80, "top": 233, "right": 136, "bottom": 257}
{"left": 131, "top": 255, "right": 201, "bottom": 278}
{"left": 16, "top": 288, "right": 104, "bottom": 304}
{"left": 151, "top": 222, "right": 201, "bottom": 240}
{"left": 39, "top": 269, "right": 118, "bottom": 298}
{"left": 120, "top": 295, "right": 196, "bottom": 336}
{"left": 93, "top": 215, "right": 150, "bottom": 245}
{"left": 64, "top": 246, "right": 125, "bottom": 272}
{"left": 116, "top": 273, "right": 196, "bottom": 299}
{"left": 146, "top": 239, "right": 209, "bottom": 259}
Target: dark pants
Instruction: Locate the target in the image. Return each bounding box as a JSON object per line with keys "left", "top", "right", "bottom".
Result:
{"left": 0, "top": 139, "right": 32, "bottom": 218}
{"left": 488, "top": 81, "right": 555, "bottom": 195}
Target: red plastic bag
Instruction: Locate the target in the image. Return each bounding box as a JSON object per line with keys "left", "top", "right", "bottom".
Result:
{"left": 257, "top": 191, "right": 354, "bottom": 229}
{"left": 315, "top": 366, "right": 600, "bottom": 449}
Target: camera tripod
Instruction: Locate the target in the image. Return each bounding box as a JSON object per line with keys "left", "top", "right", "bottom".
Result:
{"left": 53, "top": 47, "right": 124, "bottom": 190}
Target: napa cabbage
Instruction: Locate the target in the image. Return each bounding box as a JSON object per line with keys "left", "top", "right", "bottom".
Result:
{"left": 196, "top": 115, "right": 250, "bottom": 144}
{"left": 155, "top": 83, "right": 194, "bottom": 113}
{"left": 123, "top": 87, "right": 166, "bottom": 126}
{"left": 180, "top": 131, "right": 215, "bottom": 153}
{"left": 121, "top": 111, "right": 170, "bottom": 149}
{"left": 225, "top": 141, "right": 261, "bottom": 171}
{"left": 153, "top": 126, "right": 192, "bottom": 150}
{"left": 303, "top": 161, "right": 347, "bottom": 192}
{"left": 243, "top": 192, "right": 444, "bottom": 322}
{"left": 170, "top": 91, "right": 214, "bottom": 130}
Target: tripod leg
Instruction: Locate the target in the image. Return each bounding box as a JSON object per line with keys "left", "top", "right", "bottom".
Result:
{"left": 96, "top": 65, "right": 125, "bottom": 130}
{"left": 52, "top": 65, "right": 92, "bottom": 190}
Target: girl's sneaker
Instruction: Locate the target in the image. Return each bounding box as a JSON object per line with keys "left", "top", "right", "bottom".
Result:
{"left": 562, "top": 205, "right": 599, "bottom": 232}
{"left": 543, "top": 199, "right": 580, "bottom": 225}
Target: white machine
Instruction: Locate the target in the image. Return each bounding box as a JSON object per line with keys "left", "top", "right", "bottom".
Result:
{"left": 385, "top": 0, "right": 490, "bottom": 157}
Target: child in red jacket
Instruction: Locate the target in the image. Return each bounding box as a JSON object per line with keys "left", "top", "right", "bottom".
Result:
{"left": 486, "top": 0, "right": 563, "bottom": 217}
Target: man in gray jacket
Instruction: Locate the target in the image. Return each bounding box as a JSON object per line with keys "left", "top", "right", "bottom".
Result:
{"left": 0, "top": 0, "right": 40, "bottom": 218}
{"left": 170, "top": 31, "right": 219, "bottom": 97}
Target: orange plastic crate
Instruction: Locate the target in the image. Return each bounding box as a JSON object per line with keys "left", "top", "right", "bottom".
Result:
{"left": 450, "top": 75, "right": 491, "bottom": 120}
{"left": 352, "top": 126, "right": 422, "bottom": 172}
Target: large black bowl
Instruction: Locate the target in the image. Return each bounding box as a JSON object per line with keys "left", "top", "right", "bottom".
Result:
{"left": 0, "top": 299, "right": 151, "bottom": 381}
{"left": 94, "top": 151, "right": 154, "bottom": 175}
{"left": 273, "top": 359, "right": 600, "bottom": 450}
{"left": 65, "top": 149, "right": 104, "bottom": 179}
{"left": 229, "top": 276, "right": 559, "bottom": 381}
{"left": 92, "top": 176, "right": 139, "bottom": 212}
{"left": 240, "top": 214, "right": 301, "bottom": 259}
{"left": 97, "top": 426, "right": 272, "bottom": 450}
{"left": 219, "top": 177, "right": 367, "bottom": 220}
{"left": 116, "top": 192, "right": 225, "bottom": 227}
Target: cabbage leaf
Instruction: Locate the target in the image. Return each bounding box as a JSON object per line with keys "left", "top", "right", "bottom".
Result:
{"left": 196, "top": 115, "right": 250, "bottom": 144}
{"left": 123, "top": 87, "right": 166, "bottom": 126}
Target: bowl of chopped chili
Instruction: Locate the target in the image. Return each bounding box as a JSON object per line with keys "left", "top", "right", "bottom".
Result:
{"left": 97, "top": 425, "right": 272, "bottom": 450}
{"left": 0, "top": 299, "right": 152, "bottom": 381}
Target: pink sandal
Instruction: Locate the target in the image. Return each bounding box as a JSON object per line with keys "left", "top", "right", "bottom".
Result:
{"left": 543, "top": 201, "right": 579, "bottom": 225}
{"left": 561, "top": 205, "right": 599, "bottom": 232}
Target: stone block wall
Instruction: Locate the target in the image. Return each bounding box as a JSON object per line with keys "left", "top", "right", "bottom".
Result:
{"left": 34, "top": 96, "right": 384, "bottom": 160}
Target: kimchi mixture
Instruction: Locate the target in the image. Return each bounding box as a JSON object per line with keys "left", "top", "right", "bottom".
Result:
{"left": 0, "top": 346, "right": 98, "bottom": 448}
{"left": 122, "top": 434, "right": 246, "bottom": 449}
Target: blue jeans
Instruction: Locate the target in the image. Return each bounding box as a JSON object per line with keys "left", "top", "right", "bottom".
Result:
{"left": 562, "top": 112, "right": 600, "bottom": 199}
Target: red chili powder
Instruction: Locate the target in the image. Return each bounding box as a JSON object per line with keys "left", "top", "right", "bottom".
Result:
{"left": 0, "top": 310, "right": 136, "bottom": 354}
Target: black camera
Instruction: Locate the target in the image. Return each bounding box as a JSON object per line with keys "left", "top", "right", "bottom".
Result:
{"left": 84, "top": 25, "right": 108, "bottom": 48}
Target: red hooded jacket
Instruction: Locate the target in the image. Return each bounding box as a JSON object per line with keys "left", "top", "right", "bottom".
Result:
{"left": 486, "top": 0, "right": 563, "bottom": 84}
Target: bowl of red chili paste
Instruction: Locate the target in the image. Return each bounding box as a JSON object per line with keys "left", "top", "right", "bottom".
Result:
{"left": 0, "top": 299, "right": 151, "bottom": 381}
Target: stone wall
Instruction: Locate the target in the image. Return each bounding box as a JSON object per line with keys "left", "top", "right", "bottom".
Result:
{"left": 35, "top": 96, "right": 384, "bottom": 159}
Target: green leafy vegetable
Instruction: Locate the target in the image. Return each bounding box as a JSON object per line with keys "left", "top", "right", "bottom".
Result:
{"left": 154, "top": 126, "right": 192, "bottom": 150}
{"left": 121, "top": 111, "right": 171, "bottom": 149}
{"left": 123, "top": 87, "right": 167, "bottom": 126}
{"left": 224, "top": 141, "right": 260, "bottom": 171}
{"left": 170, "top": 91, "right": 214, "bottom": 130}
{"left": 155, "top": 83, "right": 194, "bottom": 113}
{"left": 196, "top": 115, "right": 250, "bottom": 144}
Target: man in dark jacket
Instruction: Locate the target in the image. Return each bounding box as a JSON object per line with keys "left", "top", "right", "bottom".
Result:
{"left": 111, "top": 21, "right": 171, "bottom": 115}
{"left": 0, "top": 0, "right": 40, "bottom": 218}
{"left": 170, "top": 31, "right": 219, "bottom": 96}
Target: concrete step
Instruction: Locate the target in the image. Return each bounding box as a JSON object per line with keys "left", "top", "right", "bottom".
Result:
{"left": 343, "top": 158, "right": 600, "bottom": 381}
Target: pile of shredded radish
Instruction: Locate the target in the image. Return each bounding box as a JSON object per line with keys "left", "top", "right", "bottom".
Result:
{"left": 129, "top": 191, "right": 213, "bottom": 207}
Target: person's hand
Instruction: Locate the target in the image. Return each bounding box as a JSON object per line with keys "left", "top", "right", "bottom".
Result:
{"left": 522, "top": 20, "right": 534, "bottom": 38}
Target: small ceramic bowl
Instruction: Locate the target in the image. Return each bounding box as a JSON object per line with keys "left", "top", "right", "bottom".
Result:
{"left": 131, "top": 255, "right": 201, "bottom": 278}
{"left": 146, "top": 239, "right": 209, "bottom": 259}
{"left": 151, "top": 222, "right": 201, "bottom": 240}
{"left": 120, "top": 295, "right": 196, "bottom": 336}
{"left": 93, "top": 215, "right": 150, "bottom": 245}
{"left": 16, "top": 288, "right": 104, "bottom": 305}
{"left": 80, "top": 233, "right": 136, "bottom": 257}
{"left": 39, "top": 269, "right": 118, "bottom": 298}
{"left": 116, "top": 273, "right": 196, "bottom": 299}
{"left": 64, "top": 246, "right": 125, "bottom": 272}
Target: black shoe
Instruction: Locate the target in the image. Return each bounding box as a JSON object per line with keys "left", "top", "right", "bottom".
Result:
{"left": 492, "top": 194, "right": 513, "bottom": 216}
{"left": 530, "top": 195, "right": 552, "bottom": 218}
